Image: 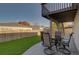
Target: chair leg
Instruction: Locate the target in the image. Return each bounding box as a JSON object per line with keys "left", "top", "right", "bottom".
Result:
{"left": 59, "top": 45, "right": 71, "bottom": 55}
{"left": 44, "top": 47, "right": 56, "bottom": 55}
{"left": 55, "top": 41, "right": 58, "bottom": 51}
{"left": 63, "top": 45, "right": 65, "bottom": 49}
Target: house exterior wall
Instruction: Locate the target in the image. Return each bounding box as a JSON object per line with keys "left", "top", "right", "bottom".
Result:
{"left": 73, "top": 8, "right": 79, "bottom": 52}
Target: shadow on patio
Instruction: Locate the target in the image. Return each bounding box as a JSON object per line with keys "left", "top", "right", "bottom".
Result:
{"left": 23, "top": 35, "right": 79, "bottom": 55}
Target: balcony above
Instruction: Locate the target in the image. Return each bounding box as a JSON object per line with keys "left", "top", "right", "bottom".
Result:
{"left": 41, "top": 3, "right": 79, "bottom": 22}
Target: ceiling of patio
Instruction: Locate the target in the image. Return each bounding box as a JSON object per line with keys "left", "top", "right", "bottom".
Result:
{"left": 49, "top": 9, "right": 77, "bottom": 22}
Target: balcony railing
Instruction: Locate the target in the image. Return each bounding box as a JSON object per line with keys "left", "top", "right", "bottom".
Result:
{"left": 42, "top": 3, "right": 77, "bottom": 17}
{"left": 42, "top": 4, "right": 50, "bottom": 17}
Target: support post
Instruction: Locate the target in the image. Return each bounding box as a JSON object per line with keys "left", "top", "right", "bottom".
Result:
{"left": 61, "top": 22, "right": 65, "bottom": 36}
{"left": 56, "top": 21, "right": 60, "bottom": 31}
{"left": 50, "top": 18, "right": 53, "bottom": 38}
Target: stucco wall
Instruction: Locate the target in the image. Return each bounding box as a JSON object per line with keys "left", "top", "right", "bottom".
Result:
{"left": 73, "top": 9, "right": 79, "bottom": 52}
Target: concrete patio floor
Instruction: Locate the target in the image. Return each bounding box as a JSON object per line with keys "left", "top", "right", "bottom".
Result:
{"left": 23, "top": 42, "right": 45, "bottom": 55}
{"left": 23, "top": 41, "right": 79, "bottom": 55}
{"left": 23, "top": 35, "right": 79, "bottom": 55}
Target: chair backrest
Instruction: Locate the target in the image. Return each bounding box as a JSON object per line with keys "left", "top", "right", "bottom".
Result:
{"left": 40, "top": 32, "right": 44, "bottom": 41}
{"left": 68, "top": 32, "right": 73, "bottom": 45}
{"left": 63, "top": 33, "right": 73, "bottom": 46}
{"left": 55, "top": 31, "right": 62, "bottom": 41}
{"left": 42, "top": 32, "right": 51, "bottom": 47}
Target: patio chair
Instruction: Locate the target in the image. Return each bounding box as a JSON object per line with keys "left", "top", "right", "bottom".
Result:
{"left": 59, "top": 33, "right": 73, "bottom": 55}
{"left": 41, "top": 32, "right": 56, "bottom": 55}
{"left": 41, "top": 31, "right": 55, "bottom": 46}
{"left": 55, "top": 30, "right": 62, "bottom": 50}
{"left": 40, "top": 32, "right": 44, "bottom": 45}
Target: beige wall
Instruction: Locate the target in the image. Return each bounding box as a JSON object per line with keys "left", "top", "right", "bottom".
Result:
{"left": 73, "top": 9, "right": 79, "bottom": 52}
{"left": 64, "top": 28, "right": 72, "bottom": 36}
{"left": 0, "top": 26, "right": 32, "bottom": 33}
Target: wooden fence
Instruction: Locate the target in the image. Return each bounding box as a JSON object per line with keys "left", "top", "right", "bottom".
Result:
{"left": 0, "top": 32, "right": 37, "bottom": 42}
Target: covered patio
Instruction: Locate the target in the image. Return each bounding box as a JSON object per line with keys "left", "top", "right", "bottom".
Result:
{"left": 40, "top": 3, "right": 79, "bottom": 55}
{"left": 23, "top": 41, "right": 78, "bottom": 55}
{"left": 24, "top": 3, "right": 79, "bottom": 55}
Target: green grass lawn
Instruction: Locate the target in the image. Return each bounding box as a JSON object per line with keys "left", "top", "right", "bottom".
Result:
{"left": 0, "top": 36, "right": 41, "bottom": 55}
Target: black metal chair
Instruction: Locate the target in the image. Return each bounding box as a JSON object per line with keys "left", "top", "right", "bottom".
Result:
{"left": 40, "top": 32, "right": 44, "bottom": 45}
{"left": 59, "top": 33, "right": 73, "bottom": 55}
{"left": 55, "top": 31, "right": 62, "bottom": 50}
{"left": 41, "top": 32, "right": 55, "bottom": 55}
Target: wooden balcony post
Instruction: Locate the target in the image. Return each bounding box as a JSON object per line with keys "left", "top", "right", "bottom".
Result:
{"left": 61, "top": 22, "right": 65, "bottom": 36}
{"left": 50, "top": 18, "right": 53, "bottom": 38}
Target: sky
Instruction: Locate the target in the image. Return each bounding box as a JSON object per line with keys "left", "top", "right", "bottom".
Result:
{"left": 0, "top": 3, "right": 50, "bottom": 27}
